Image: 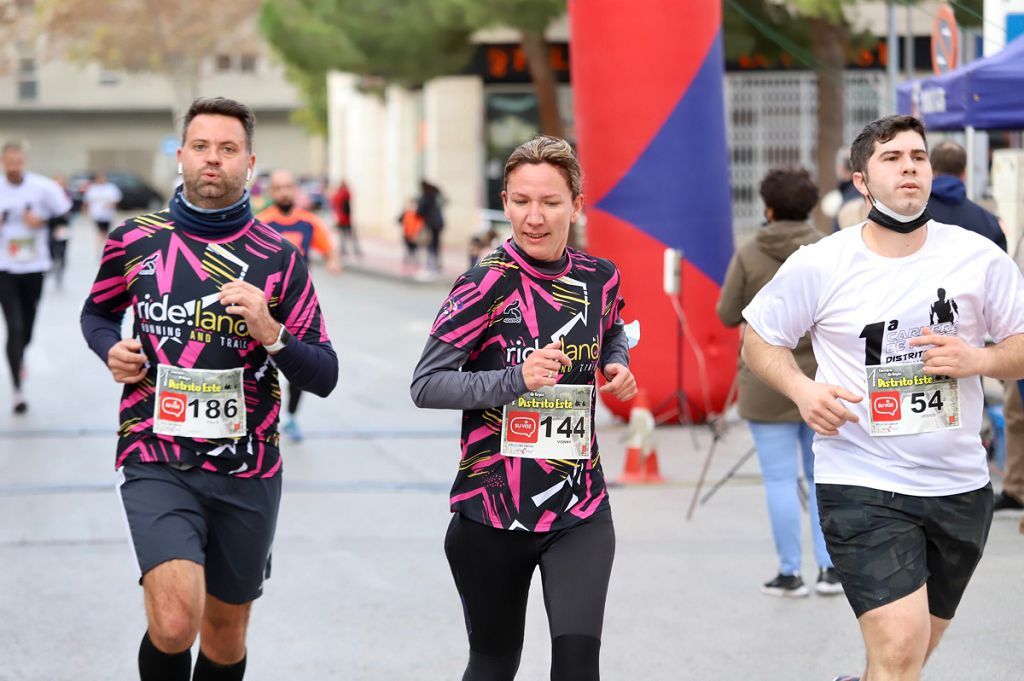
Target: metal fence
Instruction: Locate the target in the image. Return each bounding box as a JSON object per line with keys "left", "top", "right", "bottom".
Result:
{"left": 725, "top": 71, "right": 887, "bottom": 236}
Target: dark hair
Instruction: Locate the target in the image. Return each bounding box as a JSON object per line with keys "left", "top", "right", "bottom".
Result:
{"left": 181, "top": 97, "right": 255, "bottom": 151}
{"left": 849, "top": 115, "right": 927, "bottom": 175}
{"left": 930, "top": 141, "right": 966, "bottom": 176}
{"left": 759, "top": 165, "right": 819, "bottom": 221}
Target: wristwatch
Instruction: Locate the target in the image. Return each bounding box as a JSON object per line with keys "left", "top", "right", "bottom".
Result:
{"left": 263, "top": 324, "right": 291, "bottom": 354}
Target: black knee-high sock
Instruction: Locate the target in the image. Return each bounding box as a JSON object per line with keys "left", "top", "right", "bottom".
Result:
{"left": 139, "top": 631, "right": 192, "bottom": 681}
{"left": 192, "top": 649, "right": 247, "bottom": 681}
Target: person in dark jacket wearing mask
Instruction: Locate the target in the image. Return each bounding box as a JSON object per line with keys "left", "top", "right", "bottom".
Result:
{"left": 717, "top": 165, "right": 842, "bottom": 598}
{"left": 928, "top": 141, "right": 1006, "bottom": 251}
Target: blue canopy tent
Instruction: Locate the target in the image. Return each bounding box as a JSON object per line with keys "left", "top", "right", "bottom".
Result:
{"left": 897, "top": 35, "right": 1024, "bottom": 200}
{"left": 897, "top": 35, "right": 1024, "bottom": 130}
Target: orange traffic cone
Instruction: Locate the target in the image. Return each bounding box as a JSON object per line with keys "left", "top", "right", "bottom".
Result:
{"left": 643, "top": 445, "right": 665, "bottom": 484}
{"left": 619, "top": 390, "right": 655, "bottom": 484}
{"left": 619, "top": 444, "right": 646, "bottom": 484}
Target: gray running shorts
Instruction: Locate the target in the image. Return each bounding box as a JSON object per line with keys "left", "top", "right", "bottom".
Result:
{"left": 816, "top": 482, "right": 992, "bottom": 619}
{"left": 116, "top": 462, "right": 282, "bottom": 604}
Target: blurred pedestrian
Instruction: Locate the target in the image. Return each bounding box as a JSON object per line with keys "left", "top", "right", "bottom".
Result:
{"left": 257, "top": 168, "right": 341, "bottom": 441}
{"left": 417, "top": 180, "right": 445, "bottom": 278}
{"left": 411, "top": 135, "right": 635, "bottom": 681}
{"left": 331, "top": 180, "right": 361, "bottom": 258}
{"left": 828, "top": 149, "right": 862, "bottom": 231}
{"left": 0, "top": 142, "right": 71, "bottom": 413}
{"left": 717, "top": 165, "right": 841, "bottom": 598}
{"left": 928, "top": 141, "right": 1006, "bottom": 251}
{"left": 47, "top": 173, "right": 74, "bottom": 289}
{"left": 468, "top": 227, "right": 499, "bottom": 269}
{"left": 83, "top": 170, "right": 122, "bottom": 248}
{"left": 398, "top": 197, "right": 424, "bottom": 276}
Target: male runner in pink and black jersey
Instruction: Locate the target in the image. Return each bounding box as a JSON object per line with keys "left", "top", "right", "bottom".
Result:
{"left": 257, "top": 168, "right": 341, "bottom": 442}
{"left": 81, "top": 97, "right": 337, "bottom": 681}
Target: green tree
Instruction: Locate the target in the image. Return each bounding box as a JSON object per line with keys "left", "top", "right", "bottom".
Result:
{"left": 261, "top": 0, "right": 567, "bottom": 137}
{"left": 725, "top": 0, "right": 984, "bottom": 224}
{"left": 443, "top": 0, "right": 567, "bottom": 137}
{"left": 38, "top": 0, "right": 262, "bottom": 124}
{"left": 724, "top": 0, "right": 853, "bottom": 224}
{"left": 260, "top": 0, "right": 474, "bottom": 135}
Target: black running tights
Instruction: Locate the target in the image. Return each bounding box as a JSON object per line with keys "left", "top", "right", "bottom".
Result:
{"left": 444, "top": 510, "right": 615, "bottom": 681}
{"left": 0, "top": 272, "right": 44, "bottom": 389}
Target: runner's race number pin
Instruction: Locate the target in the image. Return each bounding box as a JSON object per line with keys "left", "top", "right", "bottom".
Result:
{"left": 154, "top": 365, "right": 246, "bottom": 439}
{"left": 866, "top": 362, "right": 960, "bottom": 436}
{"left": 501, "top": 385, "right": 593, "bottom": 460}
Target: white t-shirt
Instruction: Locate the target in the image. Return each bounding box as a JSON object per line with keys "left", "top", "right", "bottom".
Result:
{"left": 0, "top": 172, "right": 72, "bottom": 274}
{"left": 743, "top": 221, "right": 1024, "bottom": 496}
{"left": 84, "top": 181, "right": 122, "bottom": 222}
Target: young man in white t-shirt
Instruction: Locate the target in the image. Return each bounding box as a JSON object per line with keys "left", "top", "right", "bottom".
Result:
{"left": 0, "top": 142, "right": 72, "bottom": 413}
{"left": 742, "top": 115, "right": 1024, "bottom": 681}
{"left": 83, "top": 171, "right": 122, "bottom": 245}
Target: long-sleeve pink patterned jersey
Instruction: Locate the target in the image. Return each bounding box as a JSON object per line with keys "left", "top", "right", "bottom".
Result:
{"left": 84, "top": 211, "right": 332, "bottom": 477}
{"left": 429, "top": 242, "right": 626, "bottom": 532}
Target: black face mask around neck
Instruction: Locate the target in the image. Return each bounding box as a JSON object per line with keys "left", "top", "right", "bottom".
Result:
{"left": 866, "top": 205, "right": 931, "bottom": 234}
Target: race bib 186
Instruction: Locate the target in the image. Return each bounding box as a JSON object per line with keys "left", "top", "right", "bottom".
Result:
{"left": 153, "top": 365, "right": 246, "bottom": 440}
{"left": 866, "top": 362, "right": 960, "bottom": 437}
{"left": 500, "top": 385, "right": 593, "bottom": 460}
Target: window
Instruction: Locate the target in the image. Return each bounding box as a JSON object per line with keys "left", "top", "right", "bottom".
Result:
{"left": 17, "top": 56, "right": 36, "bottom": 101}
{"left": 18, "top": 81, "right": 37, "bottom": 100}
{"left": 239, "top": 54, "right": 257, "bottom": 73}
{"left": 215, "top": 54, "right": 232, "bottom": 72}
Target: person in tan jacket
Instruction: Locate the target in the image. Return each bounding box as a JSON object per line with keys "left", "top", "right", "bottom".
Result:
{"left": 717, "top": 166, "right": 842, "bottom": 598}
{"left": 996, "top": 237, "right": 1024, "bottom": 513}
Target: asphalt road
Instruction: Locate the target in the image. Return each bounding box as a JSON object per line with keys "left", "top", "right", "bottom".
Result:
{"left": 1, "top": 216, "right": 1020, "bottom": 680}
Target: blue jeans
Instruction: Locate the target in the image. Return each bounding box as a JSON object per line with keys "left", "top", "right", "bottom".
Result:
{"left": 748, "top": 421, "right": 832, "bottom": 575}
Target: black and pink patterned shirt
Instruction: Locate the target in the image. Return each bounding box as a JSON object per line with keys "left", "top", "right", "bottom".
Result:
{"left": 428, "top": 242, "right": 627, "bottom": 531}
{"left": 83, "top": 208, "right": 333, "bottom": 477}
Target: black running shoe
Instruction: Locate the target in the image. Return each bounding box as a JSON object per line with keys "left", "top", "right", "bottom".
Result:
{"left": 994, "top": 491, "right": 1024, "bottom": 512}
{"left": 815, "top": 567, "right": 844, "bottom": 596}
{"left": 761, "top": 573, "right": 809, "bottom": 598}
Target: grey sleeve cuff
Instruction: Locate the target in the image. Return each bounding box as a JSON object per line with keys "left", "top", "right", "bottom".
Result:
{"left": 599, "top": 320, "right": 630, "bottom": 369}
{"left": 411, "top": 336, "right": 528, "bottom": 410}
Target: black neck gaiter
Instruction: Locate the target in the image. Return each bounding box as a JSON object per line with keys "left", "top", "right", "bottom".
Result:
{"left": 169, "top": 185, "right": 253, "bottom": 239}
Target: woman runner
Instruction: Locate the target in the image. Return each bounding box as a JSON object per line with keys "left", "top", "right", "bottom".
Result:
{"left": 412, "top": 135, "right": 637, "bottom": 681}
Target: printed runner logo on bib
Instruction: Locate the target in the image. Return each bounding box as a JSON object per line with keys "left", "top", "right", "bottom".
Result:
{"left": 154, "top": 365, "right": 246, "bottom": 439}
{"left": 501, "top": 385, "right": 593, "bottom": 460}
{"left": 866, "top": 362, "right": 960, "bottom": 436}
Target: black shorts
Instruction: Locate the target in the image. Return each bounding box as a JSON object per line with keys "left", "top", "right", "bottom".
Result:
{"left": 116, "top": 462, "right": 282, "bottom": 604}
{"left": 95, "top": 220, "right": 111, "bottom": 234}
{"left": 817, "top": 483, "right": 993, "bottom": 619}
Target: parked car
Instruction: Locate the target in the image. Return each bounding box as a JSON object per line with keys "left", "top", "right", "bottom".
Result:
{"left": 71, "top": 170, "right": 164, "bottom": 212}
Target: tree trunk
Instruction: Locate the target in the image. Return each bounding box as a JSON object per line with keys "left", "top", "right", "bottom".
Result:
{"left": 809, "top": 17, "right": 847, "bottom": 233}
{"left": 520, "top": 30, "right": 564, "bottom": 139}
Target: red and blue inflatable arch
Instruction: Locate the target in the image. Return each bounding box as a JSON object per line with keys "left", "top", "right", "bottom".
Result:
{"left": 570, "top": 0, "right": 738, "bottom": 422}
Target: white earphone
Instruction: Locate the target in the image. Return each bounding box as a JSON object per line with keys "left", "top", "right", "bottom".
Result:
{"left": 246, "top": 167, "right": 253, "bottom": 182}
{"left": 177, "top": 162, "right": 183, "bottom": 175}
